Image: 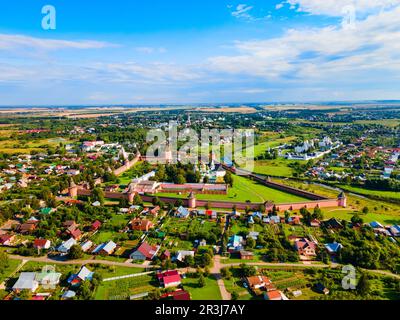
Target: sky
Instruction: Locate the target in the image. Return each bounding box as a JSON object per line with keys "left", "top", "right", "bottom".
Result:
{"left": 1, "top": 0, "right": 400, "bottom": 105}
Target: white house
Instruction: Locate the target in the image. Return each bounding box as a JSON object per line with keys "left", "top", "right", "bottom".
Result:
{"left": 174, "top": 250, "right": 195, "bottom": 262}
{"left": 12, "top": 273, "right": 39, "bottom": 292}
{"left": 58, "top": 238, "right": 77, "bottom": 253}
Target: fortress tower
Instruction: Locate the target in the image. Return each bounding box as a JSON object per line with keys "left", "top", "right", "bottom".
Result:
{"left": 338, "top": 192, "right": 347, "bottom": 207}
{"left": 188, "top": 192, "right": 197, "bottom": 209}
{"left": 68, "top": 178, "right": 78, "bottom": 198}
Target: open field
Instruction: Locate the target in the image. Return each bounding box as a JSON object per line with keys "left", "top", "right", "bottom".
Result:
{"left": 194, "top": 106, "right": 257, "bottom": 114}
{"left": 182, "top": 275, "right": 222, "bottom": 300}
{"left": 157, "top": 174, "right": 307, "bottom": 204}
{"left": 253, "top": 159, "right": 301, "bottom": 177}
{"left": 338, "top": 185, "right": 400, "bottom": 200}
{"left": 273, "top": 179, "right": 400, "bottom": 224}
{"left": 0, "top": 137, "right": 72, "bottom": 154}
{"left": 0, "top": 258, "right": 20, "bottom": 284}
{"left": 94, "top": 273, "right": 155, "bottom": 300}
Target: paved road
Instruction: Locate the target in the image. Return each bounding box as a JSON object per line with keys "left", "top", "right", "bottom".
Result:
{"left": 8, "top": 254, "right": 158, "bottom": 269}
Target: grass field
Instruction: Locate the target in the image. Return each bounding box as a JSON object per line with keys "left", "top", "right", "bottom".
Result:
{"left": 338, "top": 185, "right": 400, "bottom": 200}
{"left": 273, "top": 179, "right": 400, "bottom": 224}
{"left": 252, "top": 159, "right": 302, "bottom": 177}
{"left": 158, "top": 175, "right": 307, "bottom": 204}
{"left": 182, "top": 275, "right": 222, "bottom": 300}
{"left": 0, "top": 137, "right": 72, "bottom": 154}
{"left": 0, "top": 259, "right": 20, "bottom": 283}
{"left": 94, "top": 273, "right": 156, "bottom": 300}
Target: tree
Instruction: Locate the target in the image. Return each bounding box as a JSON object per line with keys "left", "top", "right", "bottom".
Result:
{"left": 176, "top": 174, "right": 186, "bottom": 184}
{"left": 246, "top": 237, "right": 255, "bottom": 249}
{"left": 221, "top": 267, "right": 232, "bottom": 280}
{"left": 68, "top": 244, "right": 84, "bottom": 260}
{"left": 92, "top": 187, "right": 105, "bottom": 206}
{"left": 77, "top": 280, "right": 92, "bottom": 300}
{"left": 0, "top": 252, "right": 9, "bottom": 274}
{"left": 149, "top": 288, "right": 161, "bottom": 300}
{"left": 198, "top": 274, "right": 206, "bottom": 288}
{"left": 133, "top": 193, "right": 143, "bottom": 205}
{"left": 231, "top": 291, "right": 239, "bottom": 300}
{"left": 224, "top": 171, "right": 233, "bottom": 187}
{"left": 351, "top": 213, "right": 363, "bottom": 225}
{"left": 184, "top": 255, "right": 195, "bottom": 267}
{"left": 357, "top": 273, "right": 371, "bottom": 296}
{"left": 312, "top": 207, "right": 323, "bottom": 220}
{"left": 18, "top": 289, "right": 32, "bottom": 300}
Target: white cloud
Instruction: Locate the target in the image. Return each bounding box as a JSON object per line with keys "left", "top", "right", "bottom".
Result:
{"left": 208, "top": 5, "right": 400, "bottom": 84}
{"left": 286, "top": 0, "right": 400, "bottom": 16}
{"left": 231, "top": 4, "right": 254, "bottom": 19}
{"left": 135, "top": 47, "right": 167, "bottom": 54}
{"left": 276, "top": 3, "right": 284, "bottom": 10}
{"left": 0, "top": 34, "right": 114, "bottom": 51}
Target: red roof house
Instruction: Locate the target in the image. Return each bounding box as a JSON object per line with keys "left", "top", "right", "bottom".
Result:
{"left": 130, "top": 242, "right": 160, "bottom": 261}
{"left": 157, "top": 270, "right": 182, "bottom": 288}
{"left": 33, "top": 239, "right": 51, "bottom": 250}
{"left": 91, "top": 220, "right": 102, "bottom": 231}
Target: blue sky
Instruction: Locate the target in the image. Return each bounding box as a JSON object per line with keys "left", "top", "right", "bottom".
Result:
{"left": 0, "top": 0, "right": 400, "bottom": 105}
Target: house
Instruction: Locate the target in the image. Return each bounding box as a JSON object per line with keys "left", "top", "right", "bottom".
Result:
{"left": 325, "top": 242, "right": 343, "bottom": 255}
{"left": 315, "top": 283, "right": 330, "bottom": 295}
{"left": 205, "top": 210, "right": 217, "bottom": 219}
{"left": 57, "top": 238, "right": 77, "bottom": 253}
{"left": 174, "top": 250, "right": 195, "bottom": 263}
{"left": 264, "top": 290, "right": 283, "bottom": 301}
{"left": 92, "top": 201, "right": 101, "bottom": 207}
{"left": 149, "top": 206, "right": 160, "bottom": 217}
{"left": 322, "top": 218, "right": 343, "bottom": 229}
{"left": 80, "top": 240, "right": 93, "bottom": 253}
{"left": 63, "top": 220, "right": 78, "bottom": 229}
{"left": 35, "top": 269, "right": 62, "bottom": 289}
{"left": 0, "top": 234, "right": 15, "bottom": 246}
{"left": 33, "top": 239, "right": 51, "bottom": 250}
{"left": 175, "top": 206, "right": 190, "bottom": 219}
{"left": 239, "top": 250, "right": 254, "bottom": 260}
{"left": 130, "top": 218, "right": 154, "bottom": 232}
{"left": 91, "top": 220, "right": 102, "bottom": 232}
{"left": 295, "top": 238, "right": 317, "bottom": 258}
{"left": 68, "top": 266, "right": 94, "bottom": 286}
{"left": 310, "top": 219, "right": 321, "bottom": 227}
{"left": 370, "top": 221, "right": 384, "bottom": 229}
{"left": 263, "top": 216, "right": 281, "bottom": 224}
{"left": 390, "top": 225, "right": 400, "bottom": 237}
{"left": 161, "top": 289, "right": 191, "bottom": 300}
{"left": 12, "top": 273, "right": 39, "bottom": 293}
{"left": 252, "top": 212, "right": 263, "bottom": 220}
{"left": 288, "top": 216, "right": 301, "bottom": 225}
{"left": 160, "top": 250, "right": 171, "bottom": 260}
{"left": 246, "top": 275, "right": 275, "bottom": 293}
{"left": 92, "top": 241, "right": 117, "bottom": 256}
{"left": 40, "top": 207, "right": 55, "bottom": 215}
{"left": 18, "top": 222, "right": 37, "bottom": 234}
{"left": 228, "top": 235, "right": 243, "bottom": 253}
{"left": 61, "top": 290, "right": 76, "bottom": 300}
{"left": 157, "top": 270, "right": 182, "bottom": 288}
{"left": 171, "top": 290, "right": 191, "bottom": 301}
{"left": 248, "top": 232, "right": 259, "bottom": 240}
{"left": 130, "top": 242, "right": 160, "bottom": 261}
{"left": 68, "top": 228, "right": 82, "bottom": 240}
